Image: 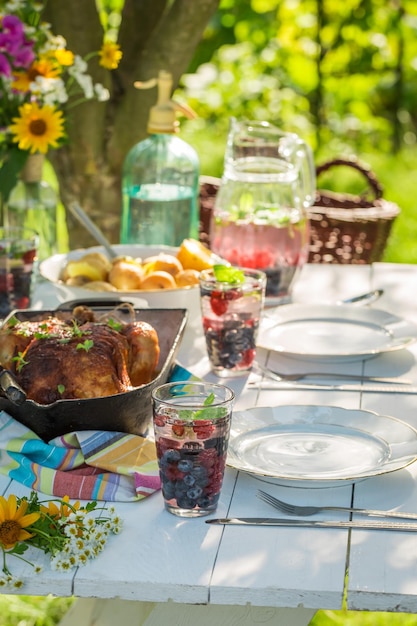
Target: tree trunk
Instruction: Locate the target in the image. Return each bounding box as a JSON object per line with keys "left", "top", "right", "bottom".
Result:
{"left": 43, "top": 0, "right": 220, "bottom": 249}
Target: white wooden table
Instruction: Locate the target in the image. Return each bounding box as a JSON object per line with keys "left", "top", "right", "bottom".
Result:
{"left": 3, "top": 262, "right": 417, "bottom": 626}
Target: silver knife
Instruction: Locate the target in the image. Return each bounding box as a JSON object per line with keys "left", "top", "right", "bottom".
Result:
{"left": 206, "top": 517, "right": 417, "bottom": 531}
{"left": 248, "top": 381, "right": 417, "bottom": 394}
{"left": 255, "top": 363, "right": 411, "bottom": 385}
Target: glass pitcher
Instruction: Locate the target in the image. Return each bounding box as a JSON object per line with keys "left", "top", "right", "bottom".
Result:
{"left": 210, "top": 118, "right": 315, "bottom": 304}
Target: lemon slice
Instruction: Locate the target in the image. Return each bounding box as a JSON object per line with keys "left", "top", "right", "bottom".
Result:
{"left": 65, "top": 259, "right": 108, "bottom": 282}
{"left": 176, "top": 239, "right": 217, "bottom": 271}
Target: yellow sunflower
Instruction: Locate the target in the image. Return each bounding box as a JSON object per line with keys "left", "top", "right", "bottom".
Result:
{"left": 99, "top": 41, "right": 122, "bottom": 70}
{"left": 0, "top": 494, "right": 40, "bottom": 550}
{"left": 10, "top": 102, "right": 65, "bottom": 154}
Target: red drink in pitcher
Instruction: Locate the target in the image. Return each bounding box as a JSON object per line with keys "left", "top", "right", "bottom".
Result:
{"left": 210, "top": 216, "right": 309, "bottom": 303}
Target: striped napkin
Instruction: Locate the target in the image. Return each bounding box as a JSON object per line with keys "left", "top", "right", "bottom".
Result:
{"left": 0, "top": 363, "right": 197, "bottom": 502}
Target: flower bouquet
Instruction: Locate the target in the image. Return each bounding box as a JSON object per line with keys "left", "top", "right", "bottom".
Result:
{"left": 0, "top": 491, "right": 122, "bottom": 589}
{"left": 0, "top": 0, "right": 122, "bottom": 202}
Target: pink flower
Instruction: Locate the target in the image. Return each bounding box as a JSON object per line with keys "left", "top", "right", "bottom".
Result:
{"left": 0, "top": 53, "right": 11, "bottom": 77}
{"left": 13, "top": 42, "right": 34, "bottom": 68}
{"left": 1, "top": 15, "right": 24, "bottom": 37}
{"left": 0, "top": 15, "right": 35, "bottom": 69}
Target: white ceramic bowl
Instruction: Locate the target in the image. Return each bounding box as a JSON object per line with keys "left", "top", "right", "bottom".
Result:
{"left": 39, "top": 244, "right": 201, "bottom": 318}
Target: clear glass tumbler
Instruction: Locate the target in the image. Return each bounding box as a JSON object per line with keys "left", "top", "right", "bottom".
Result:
{"left": 0, "top": 226, "right": 39, "bottom": 319}
{"left": 199, "top": 266, "right": 266, "bottom": 377}
{"left": 152, "top": 381, "right": 235, "bottom": 518}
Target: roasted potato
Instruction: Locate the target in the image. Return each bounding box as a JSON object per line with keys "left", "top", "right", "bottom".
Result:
{"left": 108, "top": 259, "right": 144, "bottom": 290}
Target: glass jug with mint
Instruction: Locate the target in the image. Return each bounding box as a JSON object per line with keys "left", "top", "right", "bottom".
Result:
{"left": 210, "top": 119, "right": 315, "bottom": 305}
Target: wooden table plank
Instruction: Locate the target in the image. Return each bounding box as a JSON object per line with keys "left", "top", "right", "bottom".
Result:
{"left": 70, "top": 469, "right": 237, "bottom": 603}
{"left": 347, "top": 263, "right": 417, "bottom": 611}
{"left": 210, "top": 472, "right": 352, "bottom": 609}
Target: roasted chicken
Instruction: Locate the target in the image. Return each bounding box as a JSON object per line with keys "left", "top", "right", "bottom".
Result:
{"left": 0, "top": 307, "right": 160, "bottom": 405}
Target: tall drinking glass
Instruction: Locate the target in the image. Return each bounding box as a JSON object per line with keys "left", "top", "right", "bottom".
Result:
{"left": 199, "top": 266, "right": 266, "bottom": 377}
{"left": 0, "top": 226, "right": 38, "bottom": 319}
{"left": 210, "top": 118, "right": 315, "bottom": 305}
{"left": 152, "top": 381, "right": 234, "bottom": 518}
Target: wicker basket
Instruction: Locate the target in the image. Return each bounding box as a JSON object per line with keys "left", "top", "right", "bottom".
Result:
{"left": 308, "top": 157, "right": 400, "bottom": 264}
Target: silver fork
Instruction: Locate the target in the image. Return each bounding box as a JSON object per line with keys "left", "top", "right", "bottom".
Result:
{"left": 256, "top": 490, "right": 417, "bottom": 520}
{"left": 255, "top": 363, "right": 412, "bottom": 385}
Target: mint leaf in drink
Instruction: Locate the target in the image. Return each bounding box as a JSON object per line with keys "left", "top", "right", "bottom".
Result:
{"left": 177, "top": 409, "right": 195, "bottom": 421}
{"left": 195, "top": 393, "right": 229, "bottom": 420}
{"left": 198, "top": 406, "right": 229, "bottom": 420}
{"left": 213, "top": 265, "right": 245, "bottom": 284}
{"left": 178, "top": 392, "right": 228, "bottom": 421}
{"left": 204, "top": 392, "right": 215, "bottom": 406}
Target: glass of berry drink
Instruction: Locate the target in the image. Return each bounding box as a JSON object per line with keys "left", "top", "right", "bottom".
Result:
{"left": 152, "top": 381, "right": 234, "bottom": 517}
{"left": 0, "top": 226, "right": 38, "bottom": 319}
{"left": 199, "top": 266, "right": 266, "bottom": 377}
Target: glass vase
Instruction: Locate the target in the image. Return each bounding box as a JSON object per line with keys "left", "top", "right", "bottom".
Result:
{"left": 5, "top": 154, "right": 58, "bottom": 261}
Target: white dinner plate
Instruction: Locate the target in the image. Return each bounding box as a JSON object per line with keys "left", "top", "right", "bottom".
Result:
{"left": 257, "top": 304, "right": 417, "bottom": 362}
{"left": 227, "top": 405, "right": 417, "bottom": 488}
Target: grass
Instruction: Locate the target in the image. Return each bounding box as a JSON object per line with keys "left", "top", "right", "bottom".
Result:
{"left": 363, "top": 150, "right": 417, "bottom": 264}
{"left": 0, "top": 595, "right": 73, "bottom": 626}
{"left": 311, "top": 611, "right": 417, "bottom": 625}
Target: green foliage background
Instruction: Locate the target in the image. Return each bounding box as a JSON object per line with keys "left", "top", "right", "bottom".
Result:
{"left": 183, "top": 0, "right": 417, "bottom": 154}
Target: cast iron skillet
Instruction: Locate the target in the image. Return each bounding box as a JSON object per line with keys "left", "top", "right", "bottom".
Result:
{"left": 0, "top": 303, "right": 187, "bottom": 441}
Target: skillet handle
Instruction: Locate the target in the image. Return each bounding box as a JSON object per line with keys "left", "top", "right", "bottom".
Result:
{"left": 56, "top": 298, "right": 137, "bottom": 310}
{"left": 0, "top": 369, "right": 27, "bottom": 405}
